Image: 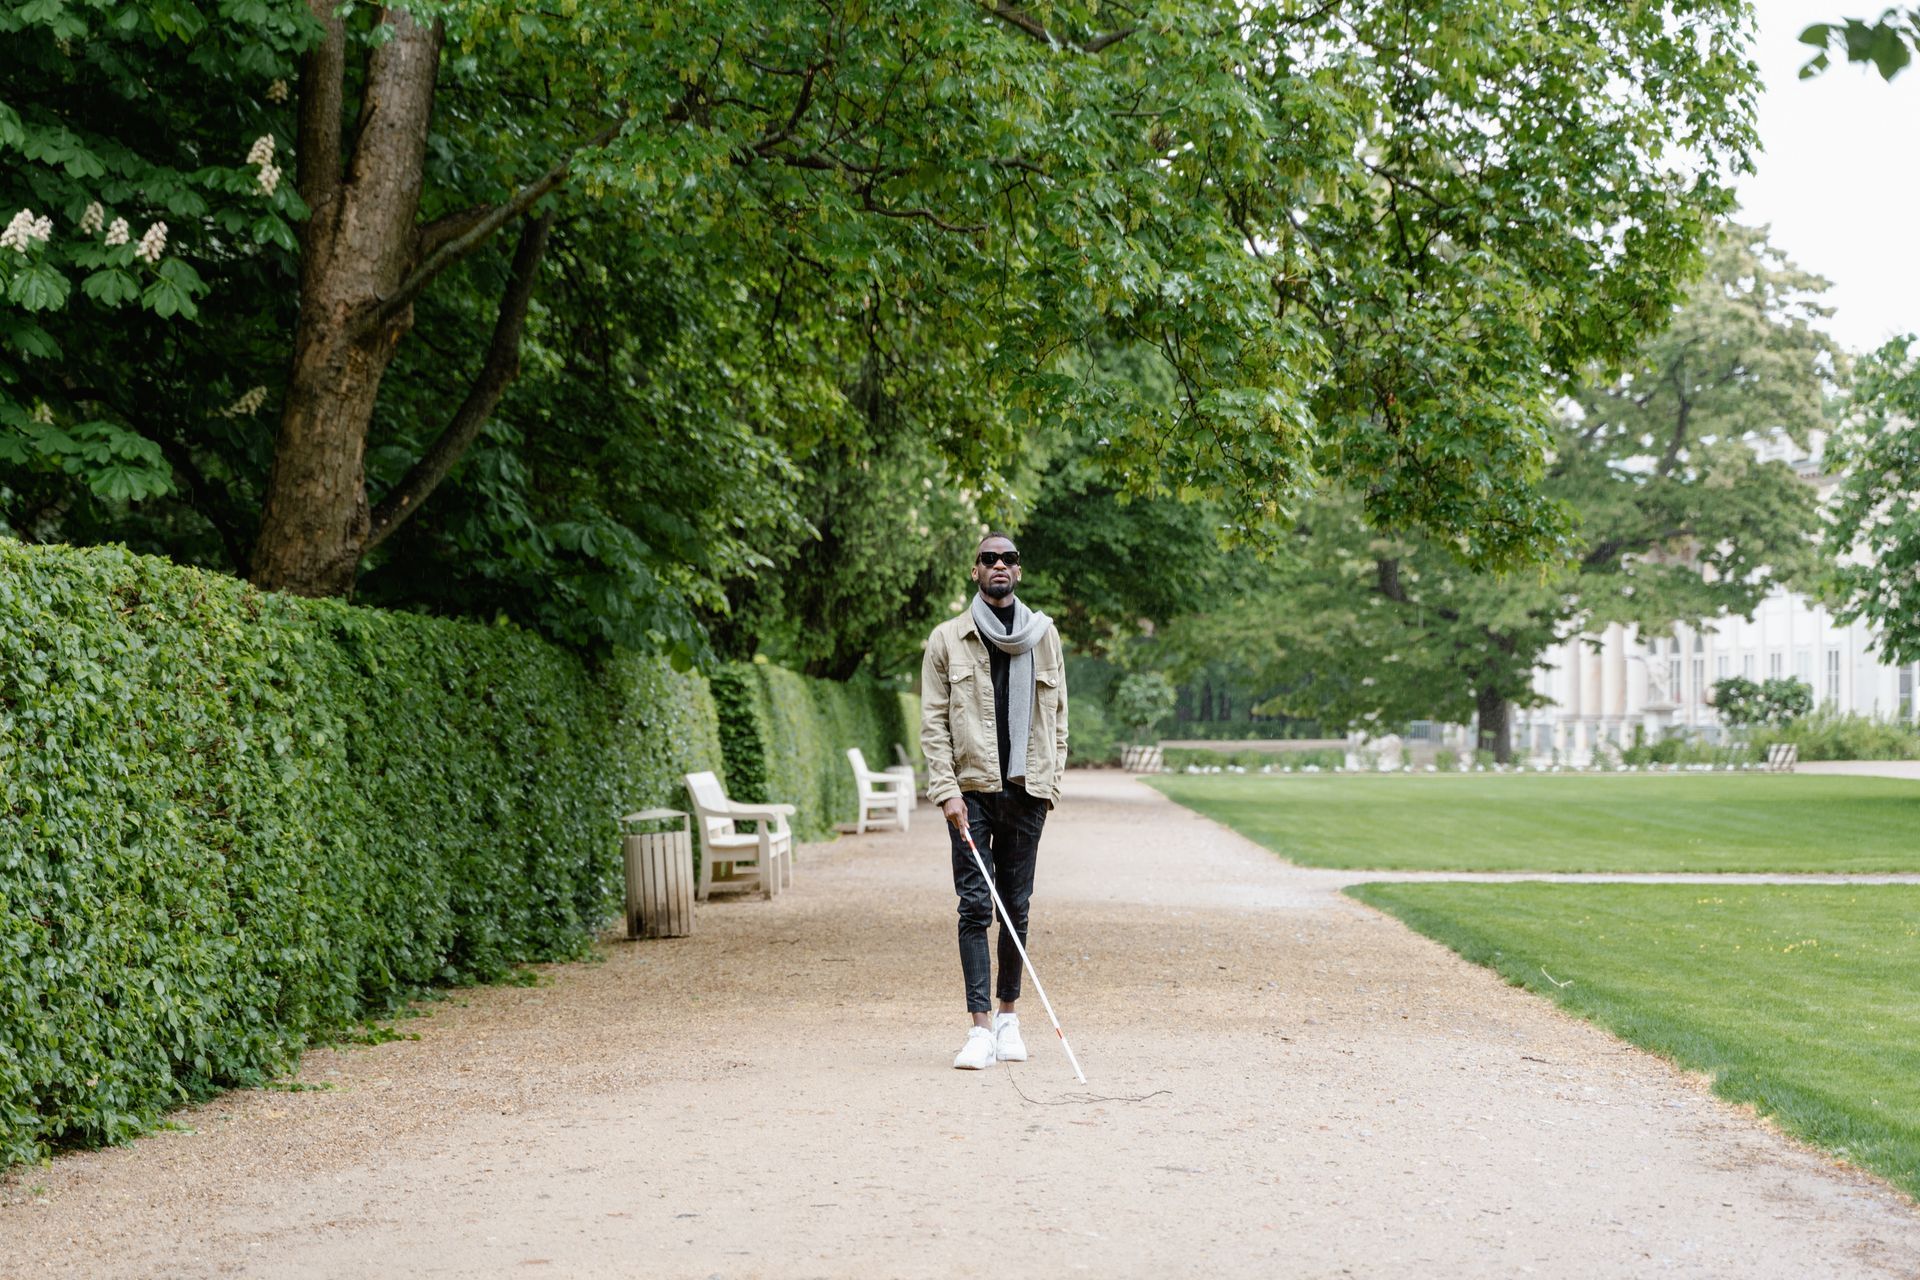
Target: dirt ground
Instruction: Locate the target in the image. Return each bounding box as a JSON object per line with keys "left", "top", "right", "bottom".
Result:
{"left": 5, "top": 771, "right": 1920, "bottom": 1278}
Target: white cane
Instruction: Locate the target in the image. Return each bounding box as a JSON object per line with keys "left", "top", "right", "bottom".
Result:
{"left": 957, "top": 822, "right": 1087, "bottom": 1084}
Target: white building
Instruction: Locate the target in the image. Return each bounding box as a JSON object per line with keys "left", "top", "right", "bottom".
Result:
{"left": 1511, "top": 432, "right": 1920, "bottom": 765}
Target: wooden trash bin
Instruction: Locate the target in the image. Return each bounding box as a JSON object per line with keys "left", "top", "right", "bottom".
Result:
{"left": 620, "top": 809, "right": 694, "bottom": 939}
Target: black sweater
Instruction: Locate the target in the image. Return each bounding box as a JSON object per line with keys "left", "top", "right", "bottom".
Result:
{"left": 986, "top": 599, "right": 1016, "bottom": 787}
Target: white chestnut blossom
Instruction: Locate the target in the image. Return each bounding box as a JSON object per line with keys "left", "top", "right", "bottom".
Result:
{"left": 79, "top": 201, "right": 105, "bottom": 235}
{"left": 265, "top": 79, "right": 290, "bottom": 103}
{"left": 220, "top": 386, "right": 269, "bottom": 418}
{"left": 135, "top": 221, "right": 168, "bottom": 264}
{"left": 245, "top": 134, "right": 275, "bottom": 167}
{"left": 29, "top": 402, "right": 54, "bottom": 425}
{"left": 257, "top": 163, "right": 282, "bottom": 196}
{"left": 1, "top": 209, "right": 54, "bottom": 253}
{"left": 104, "top": 217, "right": 130, "bottom": 246}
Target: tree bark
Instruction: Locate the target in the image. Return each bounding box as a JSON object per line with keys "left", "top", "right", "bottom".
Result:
{"left": 251, "top": 5, "right": 444, "bottom": 596}
{"left": 1475, "top": 684, "right": 1512, "bottom": 763}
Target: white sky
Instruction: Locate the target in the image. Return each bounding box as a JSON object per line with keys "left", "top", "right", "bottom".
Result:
{"left": 1739, "top": 0, "right": 1920, "bottom": 353}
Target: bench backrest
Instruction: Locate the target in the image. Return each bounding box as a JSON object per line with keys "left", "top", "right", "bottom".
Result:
{"left": 684, "top": 770, "right": 737, "bottom": 841}
{"left": 847, "top": 746, "right": 873, "bottom": 780}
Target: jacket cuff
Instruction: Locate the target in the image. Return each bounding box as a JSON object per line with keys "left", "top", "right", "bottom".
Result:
{"left": 927, "top": 783, "right": 962, "bottom": 806}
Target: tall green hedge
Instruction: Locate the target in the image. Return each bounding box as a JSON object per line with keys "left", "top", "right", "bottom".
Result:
{"left": 710, "top": 662, "right": 920, "bottom": 840}
{"left": 0, "top": 540, "right": 721, "bottom": 1165}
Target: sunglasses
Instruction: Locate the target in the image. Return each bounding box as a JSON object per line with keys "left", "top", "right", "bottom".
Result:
{"left": 976, "top": 550, "right": 1021, "bottom": 568}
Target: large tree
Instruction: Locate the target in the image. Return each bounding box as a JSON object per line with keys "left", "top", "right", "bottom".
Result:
{"left": 1160, "top": 225, "right": 1837, "bottom": 759}
{"left": 5, "top": 0, "right": 1760, "bottom": 649}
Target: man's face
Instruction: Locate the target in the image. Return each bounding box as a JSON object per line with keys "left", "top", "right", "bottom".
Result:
{"left": 973, "top": 536, "right": 1021, "bottom": 602}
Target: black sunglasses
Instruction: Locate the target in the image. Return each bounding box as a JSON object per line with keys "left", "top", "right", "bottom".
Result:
{"left": 976, "top": 550, "right": 1021, "bottom": 568}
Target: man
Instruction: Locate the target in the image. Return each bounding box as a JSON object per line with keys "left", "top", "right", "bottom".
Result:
{"left": 920, "top": 532, "right": 1068, "bottom": 1070}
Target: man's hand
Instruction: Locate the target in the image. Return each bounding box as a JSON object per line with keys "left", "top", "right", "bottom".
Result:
{"left": 942, "top": 797, "right": 968, "bottom": 831}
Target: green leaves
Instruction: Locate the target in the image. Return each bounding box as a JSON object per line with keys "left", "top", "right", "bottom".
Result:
{"left": 1825, "top": 336, "right": 1920, "bottom": 665}
{"left": 140, "top": 257, "right": 202, "bottom": 319}
{"left": 5, "top": 261, "right": 69, "bottom": 311}
{"left": 1799, "top": 12, "right": 1920, "bottom": 80}
{"left": 79, "top": 266, "right": 139, "bottom": 307}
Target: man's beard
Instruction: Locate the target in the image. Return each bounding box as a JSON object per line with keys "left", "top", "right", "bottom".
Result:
{"left": 981, "top": 577, "right": 1015, "bottom": 602}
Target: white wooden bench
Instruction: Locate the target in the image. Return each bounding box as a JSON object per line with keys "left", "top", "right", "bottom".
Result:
{"left": 1765, "top": 742, "right": 1799, "bottom": 773}
{"left": 891, "top": 742, "right": 924, "bottom": 790}
{"left": 847, "top": 747, "right": 913, "bottom": 834}
{"left": 684, "top": 770, "right": 795, "bottom": 901}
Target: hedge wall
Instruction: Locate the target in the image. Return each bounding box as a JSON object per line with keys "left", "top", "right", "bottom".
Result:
{"left": 0, "top": 540, "right": 722, "bottom": 1165}
{"left": 710, "top": 662, "right": 920, "bottom": 841}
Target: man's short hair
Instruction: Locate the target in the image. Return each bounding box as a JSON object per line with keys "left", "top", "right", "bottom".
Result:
{"left": 977, "top": 530, "right": 1016, "bottom": 549}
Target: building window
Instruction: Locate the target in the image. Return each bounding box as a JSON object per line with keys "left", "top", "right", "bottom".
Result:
{"left": 1796, "top": 650, "right": 1813, "bottom": 683}
{"left": 1826, "top": 649, "right": 1841, "bottom": 706}
{"left": 1743, "top": 654, "right": 1756, "bottom": 678}
{"left": 1692, "top": 658, "right": 1704, "bottom": 703}
{"left": 1694, "top": 631, "right": 1705, "bottom": 653}
{"left": 1900, "top": 665, "right": 1915, "bottom": 721}
{"left": 1717, "top": 655, "right": 1730, "bottom": 680}
{"left": 1769, "top": 652, "right": 1783, "bottom": 678}
{"left": 1668, "top": 658, "right": 1682, "bottom": 697}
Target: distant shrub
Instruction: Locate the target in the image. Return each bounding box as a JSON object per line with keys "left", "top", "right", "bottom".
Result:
{"left": 1433, "top": 748, "right": 1461, "bottom": 772}
{"left": 1164, "top": 746, "right": 1345, "bottom": 771}
{"left": 1112, "top": 672, "right": 1177, "bottom": 744}
{"left": 1066, "top": 695, "right": 1118, "bottom": 766}
{"left": 1621, "top": 731, "right": 1757, "bottom": 767}
{"left": 1713, "top": 675, "right": 1814, "bottom": 726}
{"left": 1749, "top": 711, "right": 1920, "bottom": 762}
{"left": 1160, "top": 719, "right": 1325, "bottom": 741}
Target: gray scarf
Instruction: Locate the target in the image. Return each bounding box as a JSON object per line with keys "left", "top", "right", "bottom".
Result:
{"left": 970, "top": 592, "right": 1052, "bottom": 783}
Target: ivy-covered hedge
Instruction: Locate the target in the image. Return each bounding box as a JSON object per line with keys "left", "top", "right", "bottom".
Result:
{"left": 0, "top": 540, "right": 722, "bottom": 1166}
{"left": 710, "top": 662, "right": 920, "bottom": 840}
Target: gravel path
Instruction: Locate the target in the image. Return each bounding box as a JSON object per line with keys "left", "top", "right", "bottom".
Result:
{"left": 5, "top": 771, "right": 1919, "bottom": 1278}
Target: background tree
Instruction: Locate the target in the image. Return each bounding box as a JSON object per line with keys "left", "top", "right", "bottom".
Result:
{"left": 1111, "top": 673, "right": 1177, "bottom": 747}
{"left": 1826, "top": 338, "right": 1920, "bottom": 665}
{"left": 1711, "top": 675, "right": 1815, "bottom": 728}
{"left": 1159, "top": 225, "right": 1837, "bottom": 760}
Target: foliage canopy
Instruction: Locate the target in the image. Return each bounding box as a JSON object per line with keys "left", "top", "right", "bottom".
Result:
{"left": 4, "top": 0, "right": 1761, "bottom": 665}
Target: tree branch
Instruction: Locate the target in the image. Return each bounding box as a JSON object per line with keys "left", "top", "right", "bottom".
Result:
{"left": 368, "top": 120, "right": 621, "bottom": 332}
{"left": 859, "top": 193, "right": 986, "bottom": 234}
{"left": 415, "top": 202, "right": 498, "bottom": 259}
{"left": 750, "top": 60, "right": 828, "bottom": 155}
{"left": 152, "top": 431, "right": 253, "bottom": 576}
{"left": 984, "top": 3, "right": 1138, "bottom": 53}
{"left": 365, "top": 212, "right": 553, "bottom": 553}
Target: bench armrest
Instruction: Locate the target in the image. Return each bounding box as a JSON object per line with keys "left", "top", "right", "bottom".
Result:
{"left": 721, "top": 801, "right": 797, "bottom": 819}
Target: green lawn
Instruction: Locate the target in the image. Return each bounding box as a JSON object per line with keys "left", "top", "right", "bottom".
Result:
{"left": 1147, "top": 773, "right": 1920, "bottom": 872}
{"left": 1349, "top": 882, "right": 1920, "bottom": 1199}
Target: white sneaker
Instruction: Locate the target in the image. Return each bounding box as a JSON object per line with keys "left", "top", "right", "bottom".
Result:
{"left": 993, "top": 1012, "right": 1028, "bottom": 1062}
{"left": 953, "top": 1026, "right": 998, "bottom": 1070}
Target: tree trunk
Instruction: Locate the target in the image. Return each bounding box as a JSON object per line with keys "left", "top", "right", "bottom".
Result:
{"left": 250, "top": 6, "right": 443, "bottom": 596}
{"left": 1475, "top": 685, "right": 1512, "bottom": 763}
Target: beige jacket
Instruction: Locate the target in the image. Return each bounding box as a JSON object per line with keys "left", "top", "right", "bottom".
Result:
{"left": 920, "top": 609, "right": 1068, "bottom": 806}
